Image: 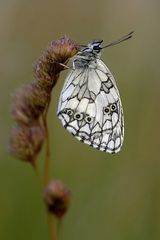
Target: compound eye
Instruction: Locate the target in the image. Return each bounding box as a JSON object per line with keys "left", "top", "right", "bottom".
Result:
{"left": 74, "top": 112, "right": 84, "bottom": 120}
{"left": 103, "top": 106, "right": 110, "bottom": 114}
{"left": 110, "top": 103, "right": 117, "bottom": 112}
{"left": 93, "top": 45, "right": 100, "bottom": 51}
{"left": 66, "top": 109, "right": 74, "bottom": 116}
{"left": 85, "top": 115, "right": 94, "bottom": 123}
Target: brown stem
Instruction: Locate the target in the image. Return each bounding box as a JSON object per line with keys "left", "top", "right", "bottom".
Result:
{"left": 43, "top": 97, "right": 51, "bottom": 186}
{"left": 32, "top": 151, "right": 57, "bottom": 240}
{"left": 31, "top": 158, "right": 43, "bottom": 189}
{"left": 43, "top": 97, "right": 57, "bottom": 240}
{"left": 57, "top": 219, "right": 63, "bottom": 240}
{"left": 47, "top": 213, "right": 57, "bottom": 240}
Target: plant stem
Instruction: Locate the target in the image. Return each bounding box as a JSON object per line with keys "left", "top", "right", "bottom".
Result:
{"left": 43, "top": 97, "right": 51, "bottom": 186}
{"left": 32, "top": 160, "right": 57, "bottom": 240}
{"left": 43, "top": 97, "right": 57, "bottom": 240}
{"left": 48, "top": 213, "right": 57, "bottom": 240}
{"left": 31, "top": 158, "right": 43, "bottom": 189}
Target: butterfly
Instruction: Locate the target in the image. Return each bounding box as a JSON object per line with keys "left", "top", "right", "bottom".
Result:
{"left": 57, "top": 31, "right": 133, "bottom": 153}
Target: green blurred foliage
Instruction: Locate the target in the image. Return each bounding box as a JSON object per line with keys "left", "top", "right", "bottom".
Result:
{"left": 1, "top": 0, "right": 160, "bottom": 239}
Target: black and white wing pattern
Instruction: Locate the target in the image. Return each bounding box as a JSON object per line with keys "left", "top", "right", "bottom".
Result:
{"left": 57, "top": 59, "right": 124, "bottom": 153}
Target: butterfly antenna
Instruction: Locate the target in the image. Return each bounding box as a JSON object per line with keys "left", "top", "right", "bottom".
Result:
{"left": 102, "top": 31, "right": 134, "bottom": 49}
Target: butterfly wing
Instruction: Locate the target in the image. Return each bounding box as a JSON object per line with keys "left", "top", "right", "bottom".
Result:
{"left": 57, "top": 59, "right": 124, "bottom": 153}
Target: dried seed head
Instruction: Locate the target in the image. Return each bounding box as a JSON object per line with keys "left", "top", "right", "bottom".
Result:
{"left": 48, "top": 35, "right": 79, "bottom": 64}
{"left": 9, "top": 124, "right": 45, "bottom": 162}
{"left": 11, "top": 84, "right": 50, "bottom": 125}
{"left": 44, "top": 180, "right": 71, "bottom": 219}
{"left": 9, "top": 36, "right": 78, "bottom": 162}
{"left": 30, "top": 81, "right": 51, "bottom": 108}
{"left": 33, "top": 36, "right": 79, "bottom": 89}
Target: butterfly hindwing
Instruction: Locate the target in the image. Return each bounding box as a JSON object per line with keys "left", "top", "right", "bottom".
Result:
{"left": 57, "top": 58, "right": 124, "bottom": 153}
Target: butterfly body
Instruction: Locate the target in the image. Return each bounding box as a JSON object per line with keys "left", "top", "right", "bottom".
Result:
{"left": 57, "top": 39, "right": 125, "bottom": 153}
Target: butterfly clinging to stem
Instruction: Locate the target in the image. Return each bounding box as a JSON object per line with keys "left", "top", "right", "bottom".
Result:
{"left": 57, "top": 31, "right": 133, "bottom": 153}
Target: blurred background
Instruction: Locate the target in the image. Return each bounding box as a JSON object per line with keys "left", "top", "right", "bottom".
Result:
{"left": 1, "top": 0, "right": 160, "bottom": 239}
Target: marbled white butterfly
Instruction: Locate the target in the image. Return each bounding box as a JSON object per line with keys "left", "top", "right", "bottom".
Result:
{"left": 57, "top": 31, "right": 133, "bottom": 153}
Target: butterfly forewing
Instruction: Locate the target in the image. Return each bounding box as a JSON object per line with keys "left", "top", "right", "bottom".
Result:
{"left": 57, "top": 41, "right": 124, "bottom": 153}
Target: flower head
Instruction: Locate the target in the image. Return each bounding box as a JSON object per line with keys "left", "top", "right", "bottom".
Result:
{"left": 44, "top": 180, "right": 71, "bottom": 219}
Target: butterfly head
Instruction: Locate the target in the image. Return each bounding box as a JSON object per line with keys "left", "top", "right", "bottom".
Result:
{"left": 78, "top": 31, "right": 134, "bottom": 57}
{"left": 87, "top": 39, "right": 103, "bottom": 53}
{"left": 79, "top": 39, "right": 103, "bottom": 56}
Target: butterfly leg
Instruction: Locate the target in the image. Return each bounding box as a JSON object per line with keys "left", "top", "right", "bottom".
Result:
{"left": 58, "top": 62, "right": 71, "bottom": 69}
{"left": 72, "top": 60, "right": 76, "bottom": 70}
{"left": 57, "top": 59, "right": 77, "bottom": 70}
{"left": 54, "top": 61, "right": 74, "bottom": 70}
